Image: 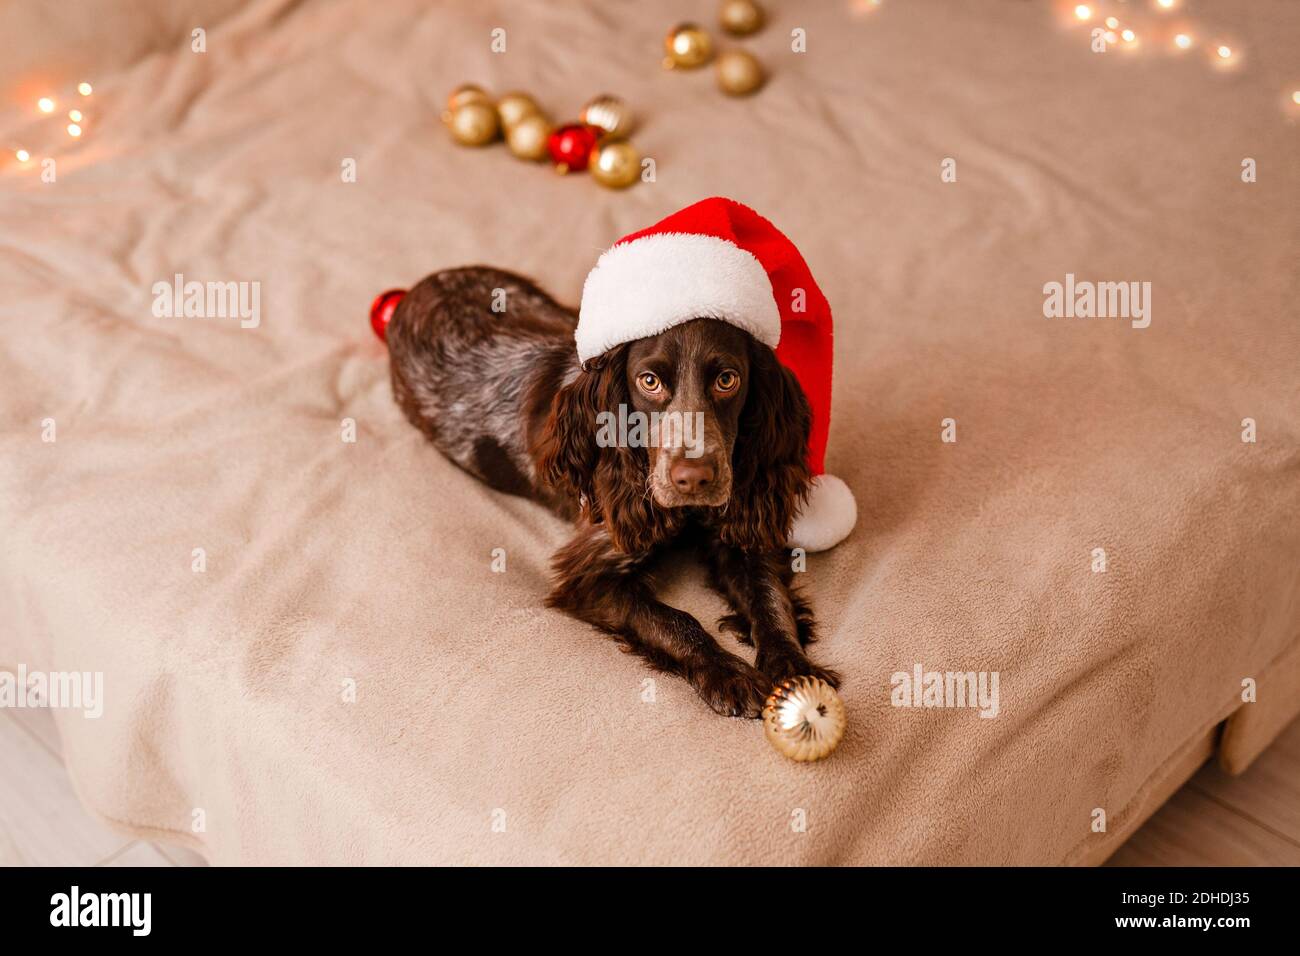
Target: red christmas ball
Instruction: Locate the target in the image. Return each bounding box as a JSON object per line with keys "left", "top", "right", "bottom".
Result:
{"left": 547, "top": 123, "right": 600, "bottom": 173}
{"left": 369, "top": 288, "right": 406, "bottom": 342}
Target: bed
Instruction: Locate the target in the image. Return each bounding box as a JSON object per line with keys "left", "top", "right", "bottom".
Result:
{"left": 1, "top": 0, "right": 1297, "bottom": 865}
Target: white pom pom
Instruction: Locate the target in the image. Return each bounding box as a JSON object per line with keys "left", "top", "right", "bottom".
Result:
{"left": 787, "top": 474, "right": 857, "bottom": 552}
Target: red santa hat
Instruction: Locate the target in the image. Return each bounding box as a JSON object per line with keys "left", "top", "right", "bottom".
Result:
{"left": 577, "top": 197, "right": 856, "bottom": 552}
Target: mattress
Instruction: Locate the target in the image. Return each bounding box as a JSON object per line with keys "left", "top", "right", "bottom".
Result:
{"left": 1, "top": 0, "right": 1297, "bottom": 865}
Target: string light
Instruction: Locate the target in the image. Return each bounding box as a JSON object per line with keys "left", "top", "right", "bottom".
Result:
{"left": 1062, "top": 5, "right": 1272, "bottom": 113}
{"left": 13, "top": 81, "right": 99, "bottom": 165}
{"left": 1292, "top": 91, "right": 1300, "bottom": 105}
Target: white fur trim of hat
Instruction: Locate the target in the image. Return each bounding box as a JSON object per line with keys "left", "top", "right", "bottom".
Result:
{"left": 788, "top": 474, "right": 857, "bottom": 552}
{"left": 576, "top": 233, "right": 781, "bottom": 364}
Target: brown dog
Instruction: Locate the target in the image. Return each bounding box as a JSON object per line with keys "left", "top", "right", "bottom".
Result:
{"left": 386, "top": 266, "right": 838, "bottom": 717}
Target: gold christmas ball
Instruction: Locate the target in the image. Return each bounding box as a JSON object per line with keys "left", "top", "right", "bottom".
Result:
{"left": 447, "top": 101, "right": 500, "bottom": 146}
{"left": 664, "top": 23, "right": 714, "bottom": 69}
{"left": 720, "top": 0, "right": 765, "bottom": 36}
{"left": 589, "top": 140, "right": 641, "bottom": 189}
{"left": 716, "top": 49, "right": 766, "bottom": 96}
{"left": 496, "top": 91, "right": 543, "bottom": 130}
{"left": 506, "top": 114, "right": 553, "bottom": 161}
{"left": 580, "top": 94, "right": 634, "bottom": 140}
{"left": 444, "top": 83, "right": 491, "bottom": 119}
{"left": 762, "top": 676, "right": 846, "bottom": 762}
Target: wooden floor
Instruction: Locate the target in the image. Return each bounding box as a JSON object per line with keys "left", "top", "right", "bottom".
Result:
{"left": 0, "top": 707, "right": 206, "bottom": 867}
{"left": 2, "top": 706, "right": 1298, "bottom": 866}
{"left": 1107, "top": 716, "right": 1300, "bottom": 866}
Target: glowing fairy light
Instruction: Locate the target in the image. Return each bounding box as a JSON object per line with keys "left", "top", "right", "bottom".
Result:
{"left": 78, "top": 82, "right": 93, "bottom": 96}
{"left": 38, "top": 97, "right": 55, "bottom": 113}
{"left": 1156, "top": 0, "right": 1175, "bottom": 9}
{"left": 1121, "top": 29, "right": 1136, "bottom": 43}
{"left": 1174, "top": 33, "right": 1192, "bottom": 49}
{"left": 1217, "top": 45, "right": 1232, "bottom": 59}
{"left": 1105, "top": 16, "right": 1119, "bottom": 29}
{"left": 1292, "top": 91, "right": 1300, "bottom": 105}
{"left": 1074, "top": 5, "right": 1091, "bottom": 21}
{"left": 15, "top": 149, "right": 30, "bottom": 162}
{"left": 68, "top": 109, "right": 82, "bottom": 122}
{"left": 66, "top": 123, "right": 81, "bottom": 137}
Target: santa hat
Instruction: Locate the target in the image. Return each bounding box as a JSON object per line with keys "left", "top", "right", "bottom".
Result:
{"left": 578, "top": 197, "right": 856, "bottom": 552}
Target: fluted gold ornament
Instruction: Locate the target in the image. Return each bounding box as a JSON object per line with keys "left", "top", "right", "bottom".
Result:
{"left": 720, "top": 0, "right": 765, "bottom": 36}
{"left": 447, "top": 101, "right": 500, "bottom": 146}
{"left": 580, "top": 94, "right": 634, "bottom": 140}
{"left": 664, "top": 23, "right": 714, "bottom": 69}
{"left": 590, "top": 140, "right": 641, "bottom": 189}
{"left": 506, "top": 114, "right": 553, "bottom": 161}
{"left": 762, "top": 676, "right": 846, "bottom": 762}
{"left": 443, "top": 83, "right": 492, "bottom": 123}
{"left": 716, "top": 49, "right": 765, "bottom": 96}
{"left": 496, "top": 91, "right": 542, "bottom": 130}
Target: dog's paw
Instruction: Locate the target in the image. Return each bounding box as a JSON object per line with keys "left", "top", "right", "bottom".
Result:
{"left": 758, "top": 653, "right": 842, "bottom": 690}
{"left": 717, "top": 612, "right": 754, "bottom": 646}
{"left": 694, "top": 659, "right": 771, "bottom": 719}
{"left": 804, "top": 663, "right": 842, "bottom": 690}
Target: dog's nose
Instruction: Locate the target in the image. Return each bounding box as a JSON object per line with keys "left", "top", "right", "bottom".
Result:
{"left": 670, "top": 457, "right": 715, "bottom": 495}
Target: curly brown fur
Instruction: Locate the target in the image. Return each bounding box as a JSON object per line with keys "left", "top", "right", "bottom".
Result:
{"left": 386, "top": 266, "right": 838, "bottom": 718}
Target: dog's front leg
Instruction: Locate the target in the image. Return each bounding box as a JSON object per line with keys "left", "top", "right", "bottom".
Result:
{"left": 547, "top": 530, "right": 770, "bottom": 718}
{"left": 704, "top": 544, "right": 841, "bottom": 689}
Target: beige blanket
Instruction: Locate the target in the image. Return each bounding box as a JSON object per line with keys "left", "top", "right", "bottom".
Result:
{"left": 2, "top": 0, "right": 1297, "bottom": 865}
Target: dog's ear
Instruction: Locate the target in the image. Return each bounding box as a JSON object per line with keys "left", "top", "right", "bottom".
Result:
{"left": 537, "top": 349, "right": 620, "bottom": 514}
{"left": 719, "top": 342, "right": 813, "bottom": 552}
{"left": 537, "top": 345, "right": 666, "bottom": 552}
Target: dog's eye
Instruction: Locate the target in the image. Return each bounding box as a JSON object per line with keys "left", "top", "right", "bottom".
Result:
{"left": 714, "top": 370, "right": 740, "bottom": 393}
{"left": 637, "top": 372, "right": 663, "bottom": 395}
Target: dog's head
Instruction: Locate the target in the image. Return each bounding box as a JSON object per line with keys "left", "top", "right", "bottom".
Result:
{"left": 539, "top": 318, "right": 812, "bottom": 553}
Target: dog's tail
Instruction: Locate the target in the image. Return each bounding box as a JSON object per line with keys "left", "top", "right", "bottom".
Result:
{"left": 368, "top": 289, "right": 406, "bottom": 343}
